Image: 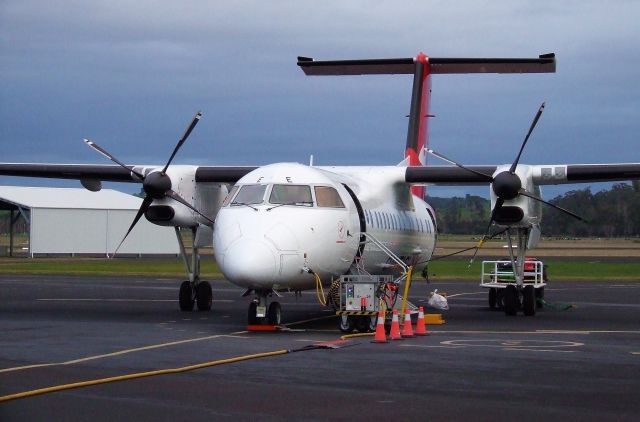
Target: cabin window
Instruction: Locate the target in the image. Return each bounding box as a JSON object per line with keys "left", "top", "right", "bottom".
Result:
{"left": 232, "top": 184, "right": 266, "bottom": 205}
{"left": 315, "top": 186, "right": 345, "bottom": 208}
{"left": 222, "top": 185, "right": 239, "bottom": 207}
{"left": 269, "top": 184, "right": 313, "bottom": 206}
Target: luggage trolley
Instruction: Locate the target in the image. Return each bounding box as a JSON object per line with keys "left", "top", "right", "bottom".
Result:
{"left": 336, "top": 274, "right": 396, "bottom": 333}
{"left": 480, "top": 257, "right": 548, "bottom": 314}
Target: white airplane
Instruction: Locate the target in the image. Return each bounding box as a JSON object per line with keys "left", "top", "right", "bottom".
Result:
{"left": 2, "top": 52, "right": 639, "bottom": 324}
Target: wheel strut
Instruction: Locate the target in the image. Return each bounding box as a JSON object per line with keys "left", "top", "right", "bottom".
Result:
{"left": 175, "top": 226, "right": 213, "bottom": 312}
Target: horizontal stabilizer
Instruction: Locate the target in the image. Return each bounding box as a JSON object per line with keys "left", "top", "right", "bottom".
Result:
{"left": 297, "top": 54, "right": 556, "bottom": 75}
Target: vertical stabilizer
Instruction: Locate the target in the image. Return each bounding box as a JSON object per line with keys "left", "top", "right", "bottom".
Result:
{"left": 405, "top": 53, "right": 431, "bottom": 198}
{"left": 297, "top": 52, "right": 555, "bottom": 198}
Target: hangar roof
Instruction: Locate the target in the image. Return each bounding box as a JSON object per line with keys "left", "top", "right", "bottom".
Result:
{"left": 0, "top": 186, "right": 143, "bottom": 210}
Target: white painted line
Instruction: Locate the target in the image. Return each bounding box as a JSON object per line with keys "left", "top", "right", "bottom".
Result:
{"left": 0, "top": 334, "right": 249, "bottom": 373}
{"left": 536, "top": 330, "right": 640, "bottom": 334}
{"left": 503, "top": 348, "right": 577, "bottom": 353}
{"left": 399, "top": 344, "right": 465, "bottom": 349}
{"left": 446, "top": 292, "right": 486, "bottom": 298}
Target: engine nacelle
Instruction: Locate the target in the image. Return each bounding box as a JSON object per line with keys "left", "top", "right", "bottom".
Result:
{"left": 143, "top": 165, "right": 230, "bottom": 230}
{"left": 490, "top": 165, "right": 542, "bottom": 228}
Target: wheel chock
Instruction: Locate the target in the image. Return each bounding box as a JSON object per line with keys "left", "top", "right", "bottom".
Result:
{"left": 424, "top": 314, "right": 445, "bottom": 325}
{"left": 246, "top": 324, "right": 278, "bottom": 332}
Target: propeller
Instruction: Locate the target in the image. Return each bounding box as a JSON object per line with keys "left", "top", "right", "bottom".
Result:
{"left": 428, "top": 102, "right": 585, "bottom": 264}
{"left": 84, "top": 111, "right": 213, "bottom": 256}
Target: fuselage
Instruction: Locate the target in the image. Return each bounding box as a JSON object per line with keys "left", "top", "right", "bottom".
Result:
{"left": 214, "top": 162, "right": 437, "bottom": 292}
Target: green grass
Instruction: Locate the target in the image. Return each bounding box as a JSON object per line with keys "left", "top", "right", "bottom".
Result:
{"left": 425, "top": 260, "right": 640, "bottom": 281}
{"left": 0, "top": 257, "right": 223, "bottom": 278}
{"left": 0, "top": 256, "right": 637, "bottom": 281}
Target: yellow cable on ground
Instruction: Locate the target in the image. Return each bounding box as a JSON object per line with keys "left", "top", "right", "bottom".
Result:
{"left": 340, "top": 332, "right": 374, "bottom": 340}
{"left": 314, "top": 272, "right": 327, "bottom": 306}
{"left": 0, "top": 349, "right": 289, "bottom": 403}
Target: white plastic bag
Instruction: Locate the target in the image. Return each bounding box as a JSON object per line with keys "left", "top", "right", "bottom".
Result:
{"left": 428, "top": 289, "right": 449, "bottom": 310}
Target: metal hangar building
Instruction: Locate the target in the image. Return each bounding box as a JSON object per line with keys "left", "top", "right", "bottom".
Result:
{"left": 0, "top": 186, "right": 179, "bottom": 257}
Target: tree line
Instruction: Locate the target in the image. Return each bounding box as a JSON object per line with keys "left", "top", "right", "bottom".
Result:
{"left": 429, "top": 182, "right": 640, "bottom": 237}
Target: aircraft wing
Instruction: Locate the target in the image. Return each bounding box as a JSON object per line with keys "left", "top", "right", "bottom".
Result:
{"left": 0, "top": 164, "right": 257, "bottom": 183}
{"left": 404, "top": 163, "right": 640, "bottom": 185}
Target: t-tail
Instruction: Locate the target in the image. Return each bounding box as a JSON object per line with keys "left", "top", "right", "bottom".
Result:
{"left": 297, "top": 52, "right": 556, "bottom": 198}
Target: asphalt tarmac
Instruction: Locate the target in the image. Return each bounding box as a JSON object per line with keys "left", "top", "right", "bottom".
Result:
{"left": 1, "top": 274, "right": 639, "bottom": 421}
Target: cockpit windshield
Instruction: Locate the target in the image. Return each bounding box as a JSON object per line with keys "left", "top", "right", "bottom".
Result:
{"left": 231, "top": 184, "right": 266, "bottom": 205}
{"left": 269, "top": 184, "right": 313, "bottom": 206}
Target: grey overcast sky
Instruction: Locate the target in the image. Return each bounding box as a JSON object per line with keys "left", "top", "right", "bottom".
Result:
{"left": 1, "top": 1, "right": 638, "bottom": 197}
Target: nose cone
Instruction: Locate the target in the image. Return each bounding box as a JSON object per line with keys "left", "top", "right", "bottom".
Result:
{"left": 221, "top": 239, "right": 277, "bottom": 288}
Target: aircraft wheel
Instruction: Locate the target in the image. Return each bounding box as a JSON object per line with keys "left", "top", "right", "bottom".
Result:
{"left": 196, "top": 281, "right": 212, "bottom": 311}
{"left": 504, "top": 285, "right": 518, "bottom": 316}
{"left": 535, "top": 287, "right": 545, "bottom": 308}
{"left": 179, "top": 280, "right": 195, "bottom": 311}
{"left": 489, "top": 288, "right": 497, "bottom": 309}
{"left": 523, "top": 285, "right": 536, "bottom": 316}
{"left": 267, "top": 302, "right": 282, "bottom": 325}
{"left": 355, "top": 315, "right": 373, "bottom": 333}
{"left": 339, "top": 315, "right": 355, "bottom": 333}
{"left": 248, "top": 301, "right": 258, "bottom": 325}
{"left": 496, "top": 289, "right": 505, "bottom": 308}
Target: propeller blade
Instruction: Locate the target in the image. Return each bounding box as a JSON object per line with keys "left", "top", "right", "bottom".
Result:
{"left": 509, "top": 102, "right": 545, "bottom": 173}
{"left": 427, "top": 149, "right": 493, "bottom": 181}
{"left": 162, "top": 111, "right": 202, "bottom": 174}
{"left": 111, "top": 195, "right": 154, "bottom": 257}
{"left": 519, "top": 189, "right": 587, "bottom": 222}
{"left": 84, "top": 139, "right": 145, "bottom": 181}
{"left": 165, "top": 190, "right": 215, "bottom": 225}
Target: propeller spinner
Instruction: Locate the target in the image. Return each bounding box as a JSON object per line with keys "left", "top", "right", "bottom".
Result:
{"left": 84, "top": 111, "right": 213, "bottom": 256}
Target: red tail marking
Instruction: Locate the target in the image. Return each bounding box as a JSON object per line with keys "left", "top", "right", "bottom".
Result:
{"left": 407, "top": 53, "right": 431, "bottom": 198}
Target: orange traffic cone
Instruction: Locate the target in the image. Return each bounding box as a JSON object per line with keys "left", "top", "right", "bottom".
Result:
{"left": 372, "top": 309, "right": 388, "bottom": 343}
{"left": 401, "top": 309, "right": 415, "bottom": 338}
{"left": 415, "top": 306, "right": 431, "bottom": 336}
{"left": 389, "top": 309, "right": 403, "bottom": 340}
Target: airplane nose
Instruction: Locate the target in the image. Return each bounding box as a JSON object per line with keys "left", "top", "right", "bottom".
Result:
{"left": 222, "top": 239, "right": 277, "bottom": 286}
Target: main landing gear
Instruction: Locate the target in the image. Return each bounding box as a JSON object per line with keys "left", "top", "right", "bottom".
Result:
{"left": 176, "top": 227, "right": 213, "bottom": 312}
{"left": 503, "top": 227, "right": 537, "bottom": 317}
{"left": 247, "top": 290, "right": 282, "bottom": 325}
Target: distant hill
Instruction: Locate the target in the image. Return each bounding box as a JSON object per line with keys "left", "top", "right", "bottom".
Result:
{"left": 428, "top": 182, "right": 640, "bottom": 237}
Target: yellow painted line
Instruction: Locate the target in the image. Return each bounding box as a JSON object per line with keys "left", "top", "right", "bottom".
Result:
{"left": 0, "top": 349, "right": 290, "bottom": 403}
{"left": 37, "top": 298, "right": 234, "bottom": 303}
{"left": 0, "top": 334, "right": 246, "bottom": 374}
{"left": 38, "top": 298, "right": 175, "bottom": 302}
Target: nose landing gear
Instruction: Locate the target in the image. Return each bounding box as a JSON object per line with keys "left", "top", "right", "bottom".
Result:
{"left": 247, "top": 290, "right": 282, "bottom": 326}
